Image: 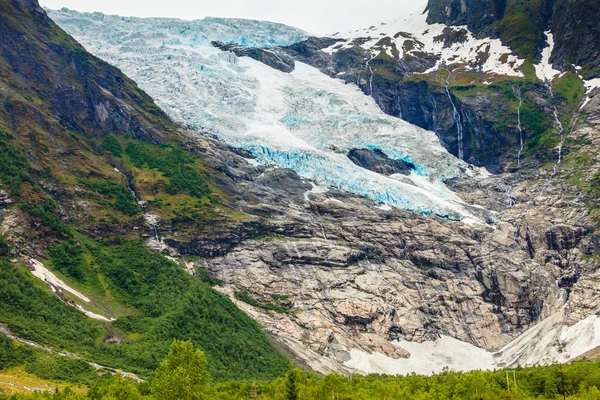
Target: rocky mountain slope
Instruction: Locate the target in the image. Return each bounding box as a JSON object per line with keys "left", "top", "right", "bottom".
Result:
{"left": 43, "top": 0, "right": 600, "bottom": 376}
{"left": 0, "top": 0, "right": 291, "bottom": 381}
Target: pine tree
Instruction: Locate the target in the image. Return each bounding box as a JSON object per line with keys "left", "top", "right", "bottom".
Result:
{"left": 285, "top": 369, "right": 300, "bottom": 400}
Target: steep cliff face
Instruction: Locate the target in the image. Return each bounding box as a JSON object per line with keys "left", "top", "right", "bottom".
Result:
{"left": 551, "top": 0, "right": 600, "bottom": 78}
{"left": 426, "top": 0, "right": 600, "bottom": 77}
{"left": 0, "top": 0, "right": 174, "bottom": 143}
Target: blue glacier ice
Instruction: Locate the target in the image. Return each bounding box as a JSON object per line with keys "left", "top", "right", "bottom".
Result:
{"left": 47, "top": 8, "right": 486, "bottom": 221}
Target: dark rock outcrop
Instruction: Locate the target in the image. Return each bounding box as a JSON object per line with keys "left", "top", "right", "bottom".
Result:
{"left": 425, "top": 0, "right": 599, "bottom": 76}
{"left": 211, "top": 41, "right": 296, "bottom": 73}
{"left": 347, "top": 148, "right": 414, "bottom": 176}
{"left": 425, "top": 0, "right": 508, "bottom": 36}
{"left": 551, "top": 0, "right": 600, "bottom": 79}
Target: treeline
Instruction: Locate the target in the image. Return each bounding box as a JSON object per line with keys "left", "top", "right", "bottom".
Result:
{"left": 3, "top": 340, "right": 600, "bottom": 400}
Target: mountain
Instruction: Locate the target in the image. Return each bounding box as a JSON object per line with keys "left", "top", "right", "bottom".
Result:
{"left": 44, "top": 0, "right": 600, "bottom": 377}
{"left": 0, "top": 0, "right": 290, "bottom": 381}
{"left": 46, "top": 7, "right": 492, "bottom": 222}
{"left": 1, "top": 0, "right": 600, "bottom": 384}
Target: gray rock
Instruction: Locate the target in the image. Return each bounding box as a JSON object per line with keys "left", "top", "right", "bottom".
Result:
{"left": 211, "top": 41, "right": 296, "bottom": 73}
{"left": 347, "top": 148, "right": 414, "bottom": 176}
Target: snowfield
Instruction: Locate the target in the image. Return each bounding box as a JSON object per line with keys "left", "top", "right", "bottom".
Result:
{"left": 48, "top": 8, "right": 484, "bottom": 221}
{"left": 326, "top": 3, "right": 525, "bottom": 78}
{"left": 345, "top": 312, "right": 600, "bottom": 376}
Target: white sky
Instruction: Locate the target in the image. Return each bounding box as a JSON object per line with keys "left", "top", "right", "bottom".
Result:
{"left": 38, "top": 0, "right": 427, "bottom": 35}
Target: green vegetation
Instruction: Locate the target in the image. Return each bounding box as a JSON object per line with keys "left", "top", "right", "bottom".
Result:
{"left": 125, "top": 142, "right": 211, "bottom": 199}
{"left": 0, "top": 236, "right": 9, "bottom": 257}
{"left": 554, "top": 72, "right": 585, "bottom": 108}
{"left": 196, "top": 268, "right": 223, "bottom": 287}
{"left": 0, "top": 234, "right": 288, "bottom": 381}
{"left": 5, "top": 340, "right": 600, "bottom": 400}
{"left": 151, "top": 340, "right": 210, "bottom": 400}
{"left": 47, "top": 241, "right": 86, "bottom": 282}
{"left": 212, "top": 363, "right": 600, "bottom": 399}
{"left": 235, "top": 291, "right": 289, "bottom": 314}
{"left": 24, "top": 354, "right": 97, "bottom": 386}
{"left": 497, "top": 14, "right": 543, "bottom": 62}
{"left": 0, "top": 332, "right": 99, "bottom": 386}
{"left": 0, "top": 130, "right": 31, "bottom": 196}
{"left": 0, "top": 334, "right": 30, "bottom": 370}
{"left": 100, "top": 135, "right": 123, "bottom": 157}
{"left": 79, "top": 178, "right": 140, "bottom": 216}
{"left": 0, "top": 260, "right": 104, "bottom": 352}
{"left": 20, "top": 200, "right": 70, "bottom": 235}
{"left": 553, "top": 72, "right": 586, "bottom": 126}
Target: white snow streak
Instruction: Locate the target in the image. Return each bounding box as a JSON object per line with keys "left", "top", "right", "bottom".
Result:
{"left": 534, "top": 32, "right": 561, "bottom": 82}
{"left": 28, "top": 259, "right": 114, "bottom": 322}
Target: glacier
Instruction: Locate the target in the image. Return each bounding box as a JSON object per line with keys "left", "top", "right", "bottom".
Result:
{"left": 48, "top": 8, "right": 486, "bottom": 221}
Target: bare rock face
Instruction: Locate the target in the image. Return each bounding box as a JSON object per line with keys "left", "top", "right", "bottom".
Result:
{"left": 0, "top": 189, "right": 13, "bottom": 206}
{"left": 211, "top": 41, "right": 296, "bottom": 73}
{"left": 347, "top": 149, "right": 414, "bottom": 176}
{"left": 140, "top": 110, "right": 600, "bottom": 374}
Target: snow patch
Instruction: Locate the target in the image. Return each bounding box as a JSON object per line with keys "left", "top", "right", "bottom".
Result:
{"left": 345, "top": 310, "right": 600, "bottom": 376}
{"left": 244, "top": 157, "right": 261, "bottom": 166}
{"left": 28, "top": 259, "right": 91, "bottom": 303}
{"left": 496, "top": 310, "right": 600, "bottom": 368}
{"left": 304, "top": 182, "right": 329, "bottom": 201}
{"left": 75, "top": 305, "right": 115, "bottom": 322}
{"left": 27, "top": 259, "right": 114, "bottom": 322}
{"left": 584, "top": 78, "right": 600, "bottom": 92}
{"left": 534, "top": 32, "right": 561, "bottom": 82}
{"left": 329, "top": 3, "right": 524, "bottom": 78}
{"left": 345, "top": 335, "right": 495, "bottom": 375}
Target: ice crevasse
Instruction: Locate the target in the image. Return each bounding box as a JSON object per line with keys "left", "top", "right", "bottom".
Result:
{"left": 48, "top": 8, "right": 487, "bottom": 221}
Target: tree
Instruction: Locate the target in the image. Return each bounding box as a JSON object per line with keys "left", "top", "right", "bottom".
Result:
{"left": 285, "top": 369, "right": 301, "bottom": 400}
{"left": 88, "top": 375, "right": 141, "bottom": 400}
{"left": 0, "top": 235, "right": 9, "bottom": 257}
{"left": 151, "top": 340, "right": 211, "bottom": 400}
{"left": 0, "top": 333, "right": 17, "bottom": 369}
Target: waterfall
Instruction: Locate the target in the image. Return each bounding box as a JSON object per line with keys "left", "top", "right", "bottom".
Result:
{"left": 547, "top": 80, "right": 564, "bottom": 174}
{"left": 513, "top": 86, "right": 524, "bottom": 169}
{"left": 365, "top": 54, "right": 376, "bottom": 96}
{"left": 441, "top": 69, "right": 464, "bottom": 160}
{"left": 114, "top": 167, "right": 160, "bottom": 243}
{"left": 539, "top": 80, "right": 575, "bottom": 196}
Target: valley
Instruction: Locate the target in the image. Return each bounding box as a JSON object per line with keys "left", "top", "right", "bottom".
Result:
{"left": 0, "top": 0, "right": 599, "bottom": 397}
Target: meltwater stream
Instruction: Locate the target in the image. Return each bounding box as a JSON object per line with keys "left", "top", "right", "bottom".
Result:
{"left": 48, "top": 8, "right": 484, "bottom": 221}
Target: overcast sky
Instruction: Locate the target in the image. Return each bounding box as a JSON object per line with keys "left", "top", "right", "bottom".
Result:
{"left": 38, "top": 0, "right": 427, "bottom": 35}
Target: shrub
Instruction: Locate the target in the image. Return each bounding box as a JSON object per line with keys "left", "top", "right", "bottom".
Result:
{"left": 21, "top": 199, "right": 70, "bottom": 235}
{"left": 100, "top": 135, "right": 123, "bottom": 157}
{"left": 0, "top": 130, "right": 31, "bottom": 196}
{"left": 80, "top": 178, "right": 140, "bottom": 216}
